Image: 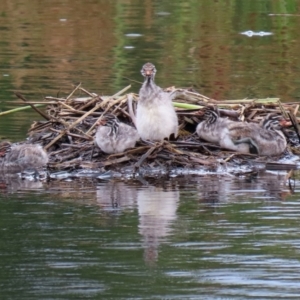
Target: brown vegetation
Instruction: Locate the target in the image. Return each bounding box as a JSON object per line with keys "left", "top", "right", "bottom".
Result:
{"left": 16, "top": 84, "right": 300, "bottom": 175}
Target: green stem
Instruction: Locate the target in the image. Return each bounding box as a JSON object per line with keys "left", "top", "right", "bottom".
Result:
{"left": 173, "top": 102, "right": 202, "bottom": 109}
{"left": 0, "top": 104, "right": 45, "bottom": 117}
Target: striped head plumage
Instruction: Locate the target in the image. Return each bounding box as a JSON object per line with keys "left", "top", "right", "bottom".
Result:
{"left": 0, "top": 141, "right": 12, "bottom": 157}
{"left": 98, "top": 114, "right": 120, "bottom": 138}
{"left": 261, "top": 114, "right": 284, "bottom": 131}
{"left": 201, "top": 107, "right": 220, "bottom": 125}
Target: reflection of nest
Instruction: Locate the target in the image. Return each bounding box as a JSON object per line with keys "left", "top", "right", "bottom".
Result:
{"left": 17, "top": 84, "right": 299, "bottom": 175}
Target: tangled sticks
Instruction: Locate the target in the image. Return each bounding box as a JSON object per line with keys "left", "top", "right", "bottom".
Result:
{"left": 17, "top": 82, "right": 299, "bottom": 174}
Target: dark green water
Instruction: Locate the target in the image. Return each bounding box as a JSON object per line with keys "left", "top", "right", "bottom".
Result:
{"left": 1, "top": 0, "right": 300, "bottom": 298}
{"left": 1, "top": 0, "right": 300, "bottom": 140}
{"left": 1, "top": 173, "right": 300, "bottom": 299}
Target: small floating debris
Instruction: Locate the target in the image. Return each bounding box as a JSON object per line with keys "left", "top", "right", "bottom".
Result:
{"left": 124, "top": 33, "right": 143, "bottom": 38}
{"left": 240, "top": 30, "right": 273, "bottom": 37}
{"left": 269, "top": 14, "right": 300, "bottom": 17}
{"left": 50, "top": 171, "right": 72, "bottom": 179}
{"left": 156, "top": 11, "right": 171, "bottom": 16}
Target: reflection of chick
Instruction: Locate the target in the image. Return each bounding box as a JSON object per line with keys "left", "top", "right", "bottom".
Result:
{"left": 96, "top": 181, "right": 137, "bottom": 209}
{"left": 137, "top": 186, "right": 179, "bottom": 264}
{"left": 0, "top": 174, "right": 44, "bottom": 193}
{"left": 260, "top": 172, "right": 294, "bottom": 201}
{"left": 196, "top": 171, "right": 294, "bottom": 205}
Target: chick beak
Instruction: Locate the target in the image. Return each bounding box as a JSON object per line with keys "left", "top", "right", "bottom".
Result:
{"left": 279, "top": 119, "right": 290, "bottom": 127}
{"left": 97, "top": 119, "right": 107, "bottom": 126}
{"left": 195, "top": 110, "right": 205, "bottom": 116}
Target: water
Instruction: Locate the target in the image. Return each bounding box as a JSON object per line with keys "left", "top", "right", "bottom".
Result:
{"left": 1, "top": 0, "right": 300, "bottom": 298}
{"left": 1, "top": 173, "right": 300, "bottom": 299}
{"left": 1, "top": 0, "right": 300, "bottom": 140}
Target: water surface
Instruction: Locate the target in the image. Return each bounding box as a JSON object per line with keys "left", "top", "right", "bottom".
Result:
{"left": 1, "top": 0, "right": 300, "bottom": 298}
{"left": 1, "top": 0, "right": 300, "bottom": 140}
{"left": 1, "top": 172, "right": 300, "bottom": 299}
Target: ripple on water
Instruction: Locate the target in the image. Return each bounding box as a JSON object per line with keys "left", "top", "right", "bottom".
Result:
{"left": 172, "top": 242, "right": 230, "bottom": 251}
{"left": 166, "top": 259, "right": 300, "bottom": 298}
{"left": 29, "top": 278, "right": 106, "bottom": 296}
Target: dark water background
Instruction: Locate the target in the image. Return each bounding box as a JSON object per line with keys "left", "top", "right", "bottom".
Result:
{"left": 1, "top": 1, "right": 300, "bottom": 298}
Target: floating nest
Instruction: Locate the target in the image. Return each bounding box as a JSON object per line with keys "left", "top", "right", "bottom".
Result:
{"left": 14, "top": 83, "right": 300, "bottom": 176}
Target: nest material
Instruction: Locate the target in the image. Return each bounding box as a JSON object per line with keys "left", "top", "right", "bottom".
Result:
{"left": 19, "top": 83, "right": 300, "bottom": 173}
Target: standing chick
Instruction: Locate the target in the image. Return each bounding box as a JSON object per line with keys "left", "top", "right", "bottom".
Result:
{"left": 136, "top": 62, "right": 178, "bottom": 141}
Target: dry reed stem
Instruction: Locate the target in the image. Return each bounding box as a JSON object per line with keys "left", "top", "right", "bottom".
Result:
{"left": 66, "top": 82, "right": 82, "bottom": 102}
{"left": 15, "top": 92, "right": 51, "bottom": 120}
{"left": 59, "top": 101, "right": 77, "bottom": 111}
{"left": 111, "top": 84, "right": 131, "bottom": 98}
{"left": 45, "top": 101, "right": 104, "bottom": 150}
{"left": 45, "top": 97, "right": 67, "bottom": 102}
{"left": 100, "top": 156, "right": 132, "bottom": 167}
{"left": 78, "top": 87, "right": 97, "bottom": 97}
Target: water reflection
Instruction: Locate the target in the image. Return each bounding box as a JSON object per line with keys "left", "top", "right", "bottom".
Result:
{"left": 96, "top": 180, "right": 137, "bottom": 210}
{"left": 3, "top": 0, "right": 300, "bottom": 143}
{"left": 137, "top": 185, "right": 179, "bottom": 265}
{"left": 196, "top": 171, "right": 294, "bottom": 205}
{"left": 0, "top": 171, "right": 299, "bottom": 298}
{"left": 96, "top": 180, "right": 179, "bottom": 265}
{"left": 1, "top": 170, "right": 293, "bottom": 205}
{"left": 0, "top": 174, "right": 44, "bottom": 193}
{"left": 1, "top": 0, "right": 300, "bottom": 297}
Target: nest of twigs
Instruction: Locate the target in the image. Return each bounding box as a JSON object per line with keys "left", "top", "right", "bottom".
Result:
{"left": 13, "top": 83, "right": 300, "bottom": 174}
